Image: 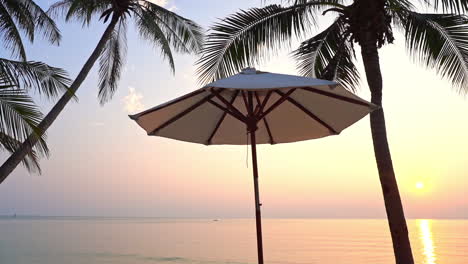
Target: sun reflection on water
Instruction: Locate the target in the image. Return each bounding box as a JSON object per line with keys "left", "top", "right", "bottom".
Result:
{"left": 419, "top": 219, "right": 437, "bottom": 264}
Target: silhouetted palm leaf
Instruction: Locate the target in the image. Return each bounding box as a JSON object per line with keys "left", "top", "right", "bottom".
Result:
{"left": 134, "top": 6, "right": 175, "bottom": 74}
{"left": 420, "top": 0, "right": 468, "bottom": 13}
{"left": 0, "top": 0, "right": 61, "bottom": 60}
{"left": 98, "top": 20, "right": 127, "bottom": 104}
{"left": 196, "top": 3, "right": 324, "bottom": 84}
{"left": 0, "top": 59, "right": 71, "bottom": 98}
{"left": 0, "top": 74, "right": 49, "bottom": 173}
{"left": 293, "top": 17, "right": 359, "bottom": 91}
{"left": 139, "top": 1, "right": 204, "bottom": 53}
{"left": 0, "top": 3, "right": 27, "bottom": 60}
{"left": 48, "top": 0, "right": 111, "bottom": 26}
{"left": 396, "top": 11, "right": 468, "bottom": 92}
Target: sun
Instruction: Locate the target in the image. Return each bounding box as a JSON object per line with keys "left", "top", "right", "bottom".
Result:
{"left": 416, "top": 182, "right": 425, "bottom": 189}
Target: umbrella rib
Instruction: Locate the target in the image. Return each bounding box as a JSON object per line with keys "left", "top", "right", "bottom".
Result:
{"left": 253, "top": 92, "right": 262, "bottom": 116}
{"left": 254, "top": 92, "right": 275, "bottom": 144}
{"left": 206, "top": 91, "right": 241, "bottom": 145}
{"left": 148, "top": 91, "right": 217, "bottom": 135}
{"left": 241, "top": 91, "right": 249, "bottom": 115}
{"left": 259, "top": 91, "right": 273, "bottom": 115}
{"left": 263, "top": 118, "right": 275, "bottom": 144}
{"left": 258, "top": 89, "right": 296, "bottom": 120}
{"left": 247, "top": 92, "right": 254, "bottom": 116}
{"left": 211, "top": 89, "right": 247, "bottom": 119}
{"left": 207, "top": 99, "right": 247, "bottom": 123}
{"left": 302, "top": 87, "right": 372, "bottom": 107}
{"left": 130, "top": 89, "right": 205, "bottom": 119}
{"left": 275, "top": 90, "right": 339, "bottom": 135}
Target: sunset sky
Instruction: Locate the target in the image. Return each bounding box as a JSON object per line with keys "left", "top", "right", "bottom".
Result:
{"left": 0, "top": 0, "right": 467, "bottom": 219}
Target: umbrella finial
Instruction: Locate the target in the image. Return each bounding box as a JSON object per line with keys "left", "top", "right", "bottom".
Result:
{"left": 241, "top": 67, "right": 257, "bottom": 75}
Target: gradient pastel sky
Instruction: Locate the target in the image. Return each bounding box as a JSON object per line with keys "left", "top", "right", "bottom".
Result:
{"left": 0, "top": 0, "right": 467, "bottom": 218}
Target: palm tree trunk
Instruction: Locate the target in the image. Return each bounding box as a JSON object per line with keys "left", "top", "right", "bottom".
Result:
{"left": 0, "top": 16, "right": 120, "bottom": 183}
{"left": 360, "top": 39, "right": 414, "bottom": 264}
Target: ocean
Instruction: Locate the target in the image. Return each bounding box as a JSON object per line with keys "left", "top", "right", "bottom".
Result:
{"left": 0, "top": 218, "right": 466, "bottom": 264}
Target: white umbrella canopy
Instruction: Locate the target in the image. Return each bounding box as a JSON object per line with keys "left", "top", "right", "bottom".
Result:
{"left": 130, "top": 68, "right": 378, "bottom": 264}
{"left": 130, "top": 68, "right": 378, "bottom": 145}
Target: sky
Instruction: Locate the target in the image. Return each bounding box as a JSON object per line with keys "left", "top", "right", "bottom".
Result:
{"left": 0, "top": 0, "right": 467, "bottom": 219}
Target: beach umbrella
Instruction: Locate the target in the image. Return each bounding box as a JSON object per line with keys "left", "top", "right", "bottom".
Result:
{"left": 129, "top": 68, "right": 378, "bottom": 264}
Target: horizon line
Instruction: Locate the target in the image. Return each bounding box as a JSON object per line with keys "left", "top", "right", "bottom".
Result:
{"left": 1, "top": 215, "right": 467, "bottom": 220}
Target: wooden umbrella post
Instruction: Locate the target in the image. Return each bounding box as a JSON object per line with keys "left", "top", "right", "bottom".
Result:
{"left": 245, "top": 91, "right": 264, "bottom": 264}
{"left": 250, "top": 128, "right": 264, "bottom": 264}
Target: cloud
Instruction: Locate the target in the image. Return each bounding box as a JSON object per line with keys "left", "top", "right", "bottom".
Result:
{"left": 123, "top": 87, "right": 145, "bottom": 113}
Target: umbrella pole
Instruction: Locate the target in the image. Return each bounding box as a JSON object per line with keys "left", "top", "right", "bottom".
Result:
{"left": 250, "top": 130, "right": 264, "bottom": 264}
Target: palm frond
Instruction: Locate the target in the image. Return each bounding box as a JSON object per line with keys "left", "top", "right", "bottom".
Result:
{"left": 134, "top": 6, "right": 176, "bottom": 73}
{"left": 139, "top": 1, "right": 204, "bottom": 54}
{"left": 196, "top": 3, "right": 319, "bottom": 84}
{"left": 281, "top": 0, "right": 347, "bottom": 10}
{"left": 0, "top": 0, "right": 62, "bottom": 60}
{"left": 0, "top": 74, "right": 49, "bottom": 172}
{"left": 48, "top": 0, "right": 111, "bottom": 26}
{"left": 98, "top": 20, "right": 127, "bottom": 104}
{"left": 386, "top": 0, "right": 416, "bottom": 14}
{"left": 1, "top": 0, "right": 36, "bottom": 40}
{"left": 293, "top": 17, "right": 359, "bottom": 91}
{"left": 0, "top": 77, "right": 41, "bottom": 142}
{"left": 0, "top": 3, "right": 28, "bottom": 60}
{"left": 0, "top": 58, "right": 71, "bottom": 98}
{"left": 398, "top": 12, "right": 468, "bottom": 92}
{"left": 23, "top": 0, "right": 62, "bottom": 44}
{"left": 420, "top": 0, "right": 468, "bottom": 13}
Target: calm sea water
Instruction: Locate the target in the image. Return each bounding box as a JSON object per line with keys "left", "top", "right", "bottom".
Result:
{"left": 0, "top": 218, "right": 467, "bottom": 264}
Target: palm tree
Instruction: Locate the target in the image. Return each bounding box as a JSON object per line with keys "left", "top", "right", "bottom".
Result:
{"left": 0, "top": 0, "right": 71, "bottom": 172}
{"left": 196, "top": 0, "right": 468, "bottom": 263}
{"left": 0, "top": 0, "right": 203, "bottom": 182}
